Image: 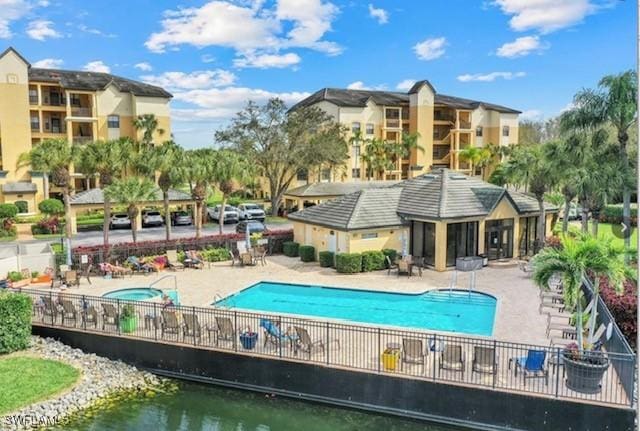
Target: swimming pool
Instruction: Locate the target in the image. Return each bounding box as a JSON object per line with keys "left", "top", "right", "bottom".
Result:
{"left": 214, "top": 282, "right": 496, "bottom": 336}
{"left": 103, "top": 288, "right": 180, "bottom": 304}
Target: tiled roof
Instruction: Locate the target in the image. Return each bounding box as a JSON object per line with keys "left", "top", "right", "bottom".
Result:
{"left": 288, "top": 188, "right": 404, "bottom": 230}
{"left": 28, "top": 68, "right": 172, "bottom": 98}
{"left": 1, "top": 182, "right": 37, "bottom": 194}
{"left": 290, "top": 86, "right": 520, "bottom": 114}
{"left": 70, "top": 188, "right": 191, "bottom": 205}
{"left": 284, "top": 180, "right": 398, "bottom": 198}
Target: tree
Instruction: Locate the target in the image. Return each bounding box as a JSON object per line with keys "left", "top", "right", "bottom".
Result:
{"left": 458, "top": 146, "right": 490, "bottom": 177}
{"left": 38, "top": 199, "right": 64, "bottom": 216}
{"left": 560, "top": 71, "right": 637, "bottom": 252}
{"left": 151, "top": 141, "right": 184, "bottom": 241}
{"left": 133, "top": 113, "right": 165, "bottom": 147}
{"left": 215, "top": 99, "right": 348, "bottom": 216}
{"left": 533, "top": 234, "right": 627, "bottom": 352}
{"left": 182, "top": 149, "right": 211, "bottom": 238}
{"left": 361, "top": 138, "right": 394, "bottom": 180}
{"left": 104, "top": 178, "right": 156, "bottom": 243}
{"left": 75, "top": 140, "right": 125, "bottom": 248}
{"left": 208, "top": 149, "right": 252, "bottom": 234}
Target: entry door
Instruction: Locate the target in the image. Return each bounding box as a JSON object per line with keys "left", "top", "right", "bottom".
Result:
{"left": 485, "top": 220, "right": 514, "bottom": 260}
{"left": 327, "top": 231, "right": 336, "bottom": 253}
{"left": 51, "top": 118, "right": 61, "bottom": 133}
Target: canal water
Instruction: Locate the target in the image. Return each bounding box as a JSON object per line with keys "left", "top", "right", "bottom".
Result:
{"left": 59, "top": 382, "right": 464, "bottom": 431}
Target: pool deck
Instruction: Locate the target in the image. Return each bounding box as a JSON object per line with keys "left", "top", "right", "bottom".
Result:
{"left": 32, "top": 256, "right": 550, "bottom": 345}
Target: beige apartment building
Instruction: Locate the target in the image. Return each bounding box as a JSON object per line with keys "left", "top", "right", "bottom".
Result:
{"left": 0, "top": 47, "right": 172, "bottom": 213}
{"left": 290, "top": 80, "right": 519, "bottom": 187}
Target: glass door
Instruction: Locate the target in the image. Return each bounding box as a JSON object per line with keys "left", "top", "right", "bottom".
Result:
{"left": 485, "top": 219, "right": 514, "bottom": 260}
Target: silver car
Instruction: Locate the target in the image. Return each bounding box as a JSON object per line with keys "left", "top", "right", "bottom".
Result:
{"left": 109, "top": 213, "right": 131, "bottom": 230}
{"left": 207, "top": 205, "right": 239, "bottom": 223}
{"left": 142, "top": 210, "right": 164, "bottom": 227}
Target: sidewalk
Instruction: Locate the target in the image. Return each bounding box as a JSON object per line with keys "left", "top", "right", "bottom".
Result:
{"left": 15, "top": 223, "right": 35, "bottom": 241}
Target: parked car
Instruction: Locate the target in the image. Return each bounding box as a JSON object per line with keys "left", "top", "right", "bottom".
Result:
{"left": 561, "top": 203, "right": 584, "bottom": 221}
{"left": 236, "top": 220, "right": 266, "bottom": 234}
{"left": 109, "top": 213, "right": 131, "bottom": 230}
{"left": 237, "top": 203, "right": 266, "bottom": 221}
{"left": 207, "top": 205, "right": 239, "bottom": 224}
{"left": 142, "top": 210, "right": 164, "bottom": 227}
{"left": 171, "top": 211, "right": 193, "bottom": 226}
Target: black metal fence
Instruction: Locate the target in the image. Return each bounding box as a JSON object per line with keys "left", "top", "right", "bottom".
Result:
{"left": 18, "top": 288, "right": 635, "bottom": 408}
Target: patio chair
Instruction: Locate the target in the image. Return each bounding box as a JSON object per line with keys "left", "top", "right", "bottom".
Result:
{"left": 210, "top": 316, "right": 235, "bottom": 346}
{"left": 512, "top": 349, "right": 548, "bottom": 386}
{"left": 472, "top": 345, "right": 497, "bottom": 375}
{"left": 231, "top": 249, "right": 242, "bottom": 267}
{"left": 82, "top": 303, "right": 98, "bottom": 328}
{"left": 411, "top": 257, "right": 424, "bottom": 277}
{"left": 41, "top": 296, "right": 58, "bottom": 322}
{"left": 518, "top": 260, "right": 533, "bottom": 277}
{"left": 385, "top": 255, "right": 398, "bottom": 275}
{"left": 166, "top": 249, "right": 185, "bottom": 271}
{"left": 260, "top": 318, "right": 296, "bottom": 350}
{"left": 63, "top": 270, "right": 79, "bottom": 287}
{"left": 182, "top": 313, "right": 202, "bottom": 343}
{"left": 184, "top": 250, "right": 204, "bottom": 269}
{"left": 401, "top": 338, "right": 427, "bottom": 372}
{"left": 161, "top": 310, "right": 182, "bottom": 339}
{"left": 293, "top": 326, "right": 331, "bottom": 359}
{"left": 439, "top": 344, "right": 465, "bottom": 376}
{"left": 60, "top": 299, "right": 78, "bottom": 326}
{"left": 397, "top": 259, "right": 411, "bottom": 277}
{"left": 126, "top": 256, "right": 147, "bottom": 273}
{"left": 546, "top": 314, "right": 576, "bottom": 338}
{"left": 256, "top": 246, "right": 267, "bottom": 266}
{"left": 101, "top": 303, "right": 120, "bottom": 330}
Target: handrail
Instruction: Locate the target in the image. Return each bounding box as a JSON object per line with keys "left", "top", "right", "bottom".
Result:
{"left": 149, "top": 274, "right": 177, "bottom": 292}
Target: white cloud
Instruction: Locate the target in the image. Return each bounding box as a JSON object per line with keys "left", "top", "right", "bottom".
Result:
{"left": 413, "top": 37, "right": 446, "bottom": 61}
{"left": 141, "top": 70, "right": 237, "bottom": 90}
{"left": 201, "top": 54, "right": 215, "bottom": 63}
{"left": 83, "top": 60, "right": 110, "bottom": 73}
{"left": 145, "top": 0, "right": 341, "bottom": 67}
{"left": 493, "top": 0, "right": 597, "bottom": 33}
{"left": 78, "top": 24, "right": 116, "bottom": 38}
{"left": 134, "top": 62, "right": 153, "bottom": 71}
{"left": 396, "top": 79, "right": 416, "bottom": 92}
{"left": 234, "top": 52, "right": 301, "bottom": 69}
{"left": 496, "top": 35, "right": 546, "bottom": 58}
{"left": 368, "top": 4, "right": 388, "bottom": 24}
{"left": 26, "top": 19, "right": 61, "bottom": 40}
{"left": 457, "top": 71, "right": 526, "bottom": 82}
{"left": 0, "top": 0, "right": 31, "bottom": 39}
{"left": 519, "top": 109, "right": 544, "bottom": 121}
{"left": 346, "top": 81, "right": 386, "bottom": 91}
{"left": 32, "top": 58, "right": 63, "bottom": 68}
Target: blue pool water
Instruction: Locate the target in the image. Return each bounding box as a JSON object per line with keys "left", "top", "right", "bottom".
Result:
{"left": 215, "top": 282, "right": 496, "bottom": 336}
{"left": 103, "top": 288, "right": 180, "bottom": 304}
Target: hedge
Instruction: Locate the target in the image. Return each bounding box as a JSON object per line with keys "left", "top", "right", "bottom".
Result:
{"left": 335, "top": 253, "right": 362, "bottom": 274}
{"left": 38, "top": 198, "right": 64, "bottom": 215}
{"left": 283, "top": 241, "right": 300, "bottom": 257}
{"left": 200, "top": 247, "right": 231, "bottom": 262}
{"left": 14, "top": 201, "right": 28, "bottom": 214}
{"left": 0, "top": 292, "right": 32, "bottom": 353}
{"left": 600, "top": 205, "right": 638, "bottom": 226}
{"left": 0, "top": 203, "right": 18, "bottom": 219}
{"left": 362, "top": 250, "right": 386, "bottom": 271}
{"left": 319, "top": 251, "right": 334, "bottom": 268}
{"left": 382, "top": 249, "right": 398, "bottom": 268}
{"left": 601, "top": 278, "right": 637, "bottom": 350}
{"left": 299, "top": 245, "right": 315, "bottom": 262}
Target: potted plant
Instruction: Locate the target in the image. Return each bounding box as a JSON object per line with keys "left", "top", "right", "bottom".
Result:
{"left": 533, "top": 233, "right": 628, "bottom": 394}
{"left": 239, "top": 327, "right": 258, "bottom": 350}
{"left": 8, "top": 271, "right": 28, "bottom": 288}
{"left": 119, "top": 304, "right": 138, "bottom": 333}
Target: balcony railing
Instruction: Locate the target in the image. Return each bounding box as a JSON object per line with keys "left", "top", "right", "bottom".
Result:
{"left": 29, "top": 96, "right": 39, "bottom": 105}
{"left": 30, "top": 123, "right": 40, "bottom": 132}
{"left": 73, "top": 136, "right": 93, "bottom": 145}
{"left": 385, "top": 119, "right": 400, "bottom": 129}
{"left": 433, "top": 146, "right": 450, "bottom": 161}
{"left": 70, "top": 107, "right": 93, "bottom": 118}
{"left": 459, "top": 120, "right": 471, "bottom": 130}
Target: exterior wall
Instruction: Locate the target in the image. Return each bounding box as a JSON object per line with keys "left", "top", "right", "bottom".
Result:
{"left": 348, "top": 227, "right": 406, "bottom": 254}
{"left": 409, "top": 85, "right": 434, "bottom": 174}
{"left": 337, "top": 102, "right": 384, "bottom": 181}
{"left": 133, "top": 95, "right": 172, "bottom": 143}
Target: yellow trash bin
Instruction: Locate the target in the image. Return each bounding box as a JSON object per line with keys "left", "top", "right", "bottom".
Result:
{"left": 381, "top": 348, "right": 400, "bottom": 371}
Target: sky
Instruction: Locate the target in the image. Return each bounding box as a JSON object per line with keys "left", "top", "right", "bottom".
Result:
{"left": 0, "top": 0, "right": 636, "bottom": 148}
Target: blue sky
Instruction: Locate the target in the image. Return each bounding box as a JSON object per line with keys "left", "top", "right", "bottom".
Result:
{"left": 1, "top": 0, "right": 636, "bottom": 148}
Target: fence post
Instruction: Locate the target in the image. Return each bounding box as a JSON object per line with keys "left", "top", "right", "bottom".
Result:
{"left": 377, "top": 328, "right": 381, "bottom": 373}
{"left": 116, "top": 299, "right": 121, "bottom": 336}
{"left": 154, "top": 303, "right": 158, "bottom": 341}
{"left": 82, "top": 295, "right": 87, "bottom": 330}
{"left": 432, "top": 335, "right": 437, "bottom": 382}
{"left": 233, "top": 311, "right": 238, "bottom": 352}
{"left": 49, "top": 291, "right": 54, "bottom": 325}
{"left": 492, "top": 339, "right": 497, "bottom": 389}
{"left": 192, "top": 306, "right": 197, "bottom": 347}
{"left": 279, "top": 316, "right": 283, "bottom": 358}
{"left": 555, "top": 347, "right": 560, "bottom": 398}
{"left": 326, "top": 321, "right": 330, "bottom": 365}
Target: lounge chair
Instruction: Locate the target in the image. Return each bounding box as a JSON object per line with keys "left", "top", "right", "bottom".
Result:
{"left": 41, "top": 296, "right": 58, "bottom": 322}
{"left": 260, "top": 318, "right": 295, "bottom": 350}
{"left": 182, "top": 313, "right": 201, "bottom": 342}
{"left": 82, "top": 304, "right": 98, "bottom": 328}
{"left": 439, "top": 344, "right": 465, "bottom": 376}
{"left": 210, "top": 316, "right": 235, "bottom": 346}
{"left": 518, "top": 260, "right": 533, "bottom": 277}
{"left": 231, "top": 249, "right": 242, "bottom": 267}
{"left": 166, "top": 249, "right": 185, "bottom": 271}
{"left": 401, "top": 338, "right": 427, "bottom": 372}
{"left": 293, "top": 326, "right": 330, "bottom": 359}
{"left": 60, "top": 299, "right": 78, "bottom": 326}
{"left": 63, "top": 270, "right": 79, "bottom": 287}
{"left": 411, "top": 257, "right": 424, "bottom": 277}
{"left": 127, "top": 256, "right": 148, "bottom": 273}
{"left": 472, "top": 345, "right": 497, "bottom": 375}
{"left": 161, "top": 310, "right": 181, "bottom": 339}
{"left": 255, "top": 246, "right": 267, "bottom": 266}
{"left": 102, "top": 303, "right": 120, "bottom": 330}
{"left": 385, "top": 256, "right": 398, "bottom": 275}
{"left": 546, "top": 314, "right": 577, "bottom": 338}
{"left": 512, "top": 349, "right": 548, "bottom": 386}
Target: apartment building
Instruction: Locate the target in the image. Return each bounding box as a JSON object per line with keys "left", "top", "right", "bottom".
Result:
{"left": 0, "top": 47, "right": 172, "bottom": 213}
{"left": 290, "top": 80, "right": 520, "bottom": 184}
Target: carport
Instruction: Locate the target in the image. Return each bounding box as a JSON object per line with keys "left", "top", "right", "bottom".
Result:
{"left": 68, "top": 188, "right": 195, "bottom": 234}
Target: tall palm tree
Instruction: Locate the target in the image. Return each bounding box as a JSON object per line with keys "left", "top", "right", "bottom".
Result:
{"left": 183, "top": 149, "right": 211, "bottom": 238}
{"left": 560, "top": 71, "right": 637, "bottom": 251}
{"left": 104, "top": 177, "right": 156, "bottom": 243}
{"left": 208, "top": 149, "right": 251, "bottom": 234}
{"left": 75, "top": 140, "right": 125, "bottom": 248}
{"left": 458, "top": 146, "right": 490, "bottom": 176}
{"left": 151, "top": 141, "right": 185, "bottom": 240}
{"left": 133, "top": 113, "right": 165, "bottom": 147}
{"left": 361, "top": 138, "right": 394, "bottom": 180}
{"left": 533, "top": 234, "right": 627, "bottom": 352}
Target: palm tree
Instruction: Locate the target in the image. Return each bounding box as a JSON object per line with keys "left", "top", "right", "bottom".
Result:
{"left": 532, "top": 234, "right": 627, "bottom": 352}
{"left": 18, "top": 139, "right": 75, "bottom": 263}
{"left": 75, "top": 140, "right": 125, "bottom": 248}
{"left": 151, "top": 141, "right": 185, "bottom": 241}
{"left": 133, "top": 113, "right": 165, "bottom": 147}
{"left": 362, "top": 138, "right": 394, "bottom": 180}
{"left": 104, "top": 177, "right": 156, "bottom": 243}
{"left": 458, "top": 146, "right": 490, "bottom": 176}
{"left": 183, "top": 149, "right": 211, "bottom": 238}
{"left": 560, "top": 71, "right": 637, "bottom": 251}
{"left": 208, "top": 149, "right": 251, "bottom": 234}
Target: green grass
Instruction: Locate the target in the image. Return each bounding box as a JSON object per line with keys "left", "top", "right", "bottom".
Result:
{"left": 0, "top": 356, "right": 79, "bottom": 415}
{"left": 77, "top": 218, "right": 103, "bottom": 227}
{"left": 0, "top": 235, "right": 17, "bottom": 242}
{"left": 562, "top": 221, "right": 638, "bottom": 250}
{"left": 33, "top": 233, "right": 63, "bottom": 240}
{"left": 265, "top": 216, "right": 289, "bottom": 224}
{"left": 50, "top": 243, "right": 63, "bottom": 253}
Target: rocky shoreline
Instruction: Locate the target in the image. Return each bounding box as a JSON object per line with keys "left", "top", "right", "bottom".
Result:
{"left": 2, "top": 336, "right": 168, "bottom": 431}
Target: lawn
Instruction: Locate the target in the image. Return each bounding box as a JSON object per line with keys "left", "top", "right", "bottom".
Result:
{"left": 33, "top": 233, "right": 63, "bottom": 240}
{"left": 0, "top": 356, "right": 79, "bottom": 415}
{"left": 265, "top": 216, "right": 289, "bottom": 224}
{"left": 564, "top": 221, "right": 638, "bottom": 250}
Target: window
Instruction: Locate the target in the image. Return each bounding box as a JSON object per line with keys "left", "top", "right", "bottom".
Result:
{"left": 502, "top": 126, "right": 510, "bottom": 137}
{"left": 476, "top": 126, "right": 483, "bottom": 137}
{"left": 70, "top": 94, "right": 81, "bottom": 107}
{"left": 296, "top": 169, "right": 308, "bottom": 181}
{"left": 321, "top": 168, "right": 331, "bottom": 182}
{"left": 30, "top": 114, "right": 39, "bottom": 131}
{"left": 352, "top": 145, "right": 361, "bottom": 158}
{"left": 446, "top": 222, "right": 478, "bottom": 267}
{"left": 107, "top": 115, "right": 120, "bottom": 129}
{"left": 365, "top": 123, "right": 374, "bottom": 135}
{"left": 361, "top": 232, "right": 378, "bottom": 239}
{"left": 352, "top": 168, "right": 360, "bottom": 179}
{"left": 28, "top": 89, "right": 38, "bottom": 104}
{"left": 411, "top": 221, "right": 436, "bottom": 266}
{"left": 351, "top": 122, "right": 361, "bottom": 133}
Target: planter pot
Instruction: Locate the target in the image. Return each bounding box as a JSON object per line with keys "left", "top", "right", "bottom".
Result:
{"left": 120, "top": 316, "right": 138, "bottom": 333}
{"left": 11, "top": 279, "right": 29, "bottom": 288}
{"left": 239, "top": 333, "right": 258, "bottom": 350}
{"left": 381, "top": 349, "right": 400, "bottom": 371}
{"left": 563, "top": 353, "right": 610, "bottom": 394}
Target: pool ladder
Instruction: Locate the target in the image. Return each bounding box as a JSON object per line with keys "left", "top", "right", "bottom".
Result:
{"left": 213, "top": 293, "right": 234, "bottom": 309}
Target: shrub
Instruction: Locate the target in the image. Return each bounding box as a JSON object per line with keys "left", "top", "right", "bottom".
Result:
{"left": 319, "top": 251, "right": 334, "bottom": 268}
{"left": 0, "top": 203, "right": 18, "bottom": 219}
{"left": 299, "top": 245, "right": 315, "bottom": 262}
{"left": 382, "top": 249, "right": 398, "bottom": 268}
{"left": 601, "top": 278, "right": 637, "bottom": 350}
{"left": 544, "top": 235, "right": 562, "bottom": 250}
{"left": 31, "top": 216, "right": 61, "bottom": 235}
{"left": 14, "top": 201, "right": 28, "bottom": 214}
{"left": 362, "top": 250, "right": 386, "bottom": 271}
{"left": 283, "top": 241, "right": 300, "bottom": 257}
{"left": 38, "top": 198, "right": 64, "bottom": 215}
{"left": 0, "top": 292, "right": 32, "bottom": 353}
{"left": 600, "top": 205, "right": 638, "bottom": 226}
{"left": 335, "top": 253, "right": 362, "bottom": 274}
{"left": 200, "top": 247, "right": 232, "bottom": 262}
{"left": 7, "top": 271, "right": 23, "bottom": 282}
{"left": 228, "top": 197, "right": 242, "bottom": 207}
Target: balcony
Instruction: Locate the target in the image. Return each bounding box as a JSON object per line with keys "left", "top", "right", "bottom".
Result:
{"left": 73, "top": 136, "right": 93, "bottom": 145}
{"left": 70, "top": 107, "right": 93, "bottom": 118}
{"left": 433, "top": 145, "right": 450, "bottom": 161}
{"left": 30, "top": 123, "right": 40, "bottom": 132}
{"left": 384, "top": 119, "right": 400, "bottom": 129}
{"left": 458, "top": 120, "right": 471, "bottom": 130}
{"left": 29, "top": 95, "right": 38, "bottom": 105}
